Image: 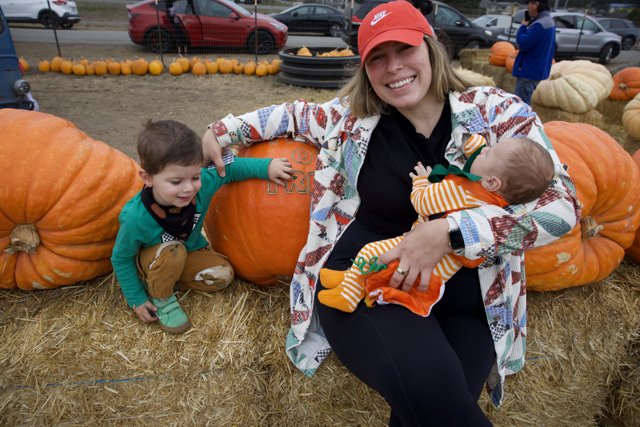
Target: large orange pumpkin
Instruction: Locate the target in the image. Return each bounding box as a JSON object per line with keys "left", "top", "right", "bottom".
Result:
{"left": 204, "top": 139, "right": 317, "bottom": 285}
{"left": 489, "top": 41, "right": 516, "bottom": 67}
{"left": 0, "top": 109, "right": 142, "bottom": 290}
{"left": 609, "top": 66, "right": 640, "bottom": 101}
{"left": 524, "top": 122, "right": 640, "bottom": 290}
{"left": 626, "top": 150, "right": 640, "bottom": 263}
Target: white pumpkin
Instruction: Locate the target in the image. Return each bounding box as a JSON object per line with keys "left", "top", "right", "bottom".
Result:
{"left": 623, "top": 93, "right": 640, "bottom": 140}
{"left": 532, "top": 60, "right": 614, "bottom": 113}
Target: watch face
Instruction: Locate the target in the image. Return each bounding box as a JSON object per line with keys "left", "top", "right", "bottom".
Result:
{"left": 449, "top": 227, "right": 464, "bottom": 250}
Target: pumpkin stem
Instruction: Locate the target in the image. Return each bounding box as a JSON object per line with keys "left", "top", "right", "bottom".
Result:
{"left": 6, "top": 224, "right": 40, "bottom": 254}
{"left": 580, "top": 216, "right": 603, "bottom": 239}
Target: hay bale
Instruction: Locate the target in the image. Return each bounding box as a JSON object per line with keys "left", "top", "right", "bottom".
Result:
{"left": 597, "top": 98, "right": 627, "bottom": 125}
{"left": 458, "top": 48, "right": 491, "bottom": 70}
{"left": 534, "top": 104, "right": 604, "bottom": 126}
{"left": 454, "top": 67, "right": 496, "bottom": 87}
{"left": 1, "top": 264, "right": 639, "bottom": 425}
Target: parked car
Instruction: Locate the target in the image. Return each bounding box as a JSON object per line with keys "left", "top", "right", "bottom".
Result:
{"left": 472, "top": 14, "right": 514, "bottom": 36}
{"left": 0, "top": 6, "right": 35, "bottom": 110}
{"left": 498, "top": 11, "right": 622, "bottom": 64}
{"left": 127, "top": 0, "right": 288, "bottom": 54}
{"left": 0, "top": 0, "right": 80, "bottom": 29}
{"left": 596, "top": 17, "right": 639, "bottom": 50}
{"left": 346, "top": 0, "right": 495, "bottom": 58}
{"left": 270, "top": 3, "right": 348, "bottom": 37}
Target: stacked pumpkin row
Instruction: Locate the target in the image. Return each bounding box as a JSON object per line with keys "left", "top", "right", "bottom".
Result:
{"left": 1, "top": 108, "right": 640, "bottom": 291}
{"left": 27, "top": 55, "right": 282, "bottom": 77}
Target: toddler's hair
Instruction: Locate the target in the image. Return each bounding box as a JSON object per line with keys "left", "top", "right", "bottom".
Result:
{"left": 499, "top": 138, "right": 555, "bottom": 205}
{"left": 137, "top": 119, "right": 203, "bottom": 175}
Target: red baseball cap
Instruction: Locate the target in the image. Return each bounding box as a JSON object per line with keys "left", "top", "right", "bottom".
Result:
{"left": 358, "top": 1, "right": 435, "bottom": 66}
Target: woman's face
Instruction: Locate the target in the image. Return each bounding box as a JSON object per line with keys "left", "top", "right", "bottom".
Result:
{"left": 364, "top": 40, "right": 432, "bottom": 112}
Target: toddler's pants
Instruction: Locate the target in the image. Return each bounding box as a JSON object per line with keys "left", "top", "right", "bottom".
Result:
{"left": 137, "top": 241, "right": 234, "bottom": 299}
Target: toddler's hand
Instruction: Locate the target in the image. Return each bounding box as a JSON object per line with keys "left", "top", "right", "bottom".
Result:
{"left": 409, "top": 162, "right": 430, "bottom": 179}
{"left": 268, "top": 158, "right": 293, "bottom": 187}
{"left": 134, "top": 301, "right": 158, "bottom": 323}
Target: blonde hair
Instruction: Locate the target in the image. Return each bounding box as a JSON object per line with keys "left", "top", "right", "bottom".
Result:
{"left": 499, "top": 138, "right": 555, "bottom": 205}
{"left": 338, "top": 36, "right": 467, "bottom": 118}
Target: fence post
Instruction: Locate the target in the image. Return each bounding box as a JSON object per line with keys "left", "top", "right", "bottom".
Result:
{"left": 45, "top": 0, "right": 61, "bottom": 57}
{"left": 254, "top": 0, "right": 258, "bottom": 62}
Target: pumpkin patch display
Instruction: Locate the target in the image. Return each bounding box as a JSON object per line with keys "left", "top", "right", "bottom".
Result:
{"left": 204, "top": 139, "right": 318, "bottom": 285}
{"left": 0, "top": 109, "right": 142, "bottom": 290}
{"left": 524, "top": 121, "right": 640, "bottom": 290}
{"left": 627, "top": 150, "right": 640, "bottom": 264}
{"left": 609, "top": 67, "right": 640, "bottom": 101}
{"left": 532, "top": 60, "right": 613, "bottom": 113}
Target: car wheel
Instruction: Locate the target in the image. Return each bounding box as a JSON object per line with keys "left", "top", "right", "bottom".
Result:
{"left": 329, "top": 23, "right": 342, "bottom": 38}
{"left": 598, "top": 43, "right": 614, "bottom": 65}
{"left": 40, "top": 11, "right": 60, "bottom": 29}
{"left": 144, "top": 28, "right": 174, "bottom": 54}
{"left": 247, "top": 30, "right": 276, "bottom": 55}
{"left": 621, "top": 36, "right": 636, "bottom": 51}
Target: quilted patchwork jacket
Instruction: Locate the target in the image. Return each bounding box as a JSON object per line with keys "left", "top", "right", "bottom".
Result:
{"left": 212, "top": 86, "right": 580, "bottom": 406}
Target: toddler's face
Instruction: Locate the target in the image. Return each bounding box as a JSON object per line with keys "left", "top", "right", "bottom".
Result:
{"left": 469, "top": 138, "right": 518, "bottom": 179}
{"left": 143, "top": 163, "right": 202, "bottom": 207}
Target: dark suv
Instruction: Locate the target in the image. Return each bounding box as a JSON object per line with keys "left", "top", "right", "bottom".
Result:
{"left": 0, "top": 6, "right": 35, "bottom": 110}
{"left": 345, "top": 0, "right": 496, "bottom": 58}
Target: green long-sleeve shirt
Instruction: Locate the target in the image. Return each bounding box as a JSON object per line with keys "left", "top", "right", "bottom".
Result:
{"left": 111, "top": 157, "right": 271, "bottom": 308}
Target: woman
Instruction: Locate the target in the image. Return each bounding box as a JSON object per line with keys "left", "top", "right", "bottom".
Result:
{"left": 203, "top": 2, "right": 579, "bottom": 424}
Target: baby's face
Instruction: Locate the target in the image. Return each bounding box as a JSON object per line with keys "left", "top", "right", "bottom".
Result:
{"left": 144, "top": 163, "right": 202, "bottom": 208}
{"left": 469, "top": 138, "right": 519, "bottom": 178}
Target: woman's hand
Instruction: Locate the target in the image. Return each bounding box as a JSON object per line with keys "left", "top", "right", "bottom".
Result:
{"left": 378, "top": 218, "right": 452, "bottom": 292}
{"left": 133, "top": 301, "right": 158, "bottom": 323}
{"left": 202, "top": 127, "right": 226, "bottom": 177}
{"left": 268, "top": 158, "right": 294, "bottom": 186}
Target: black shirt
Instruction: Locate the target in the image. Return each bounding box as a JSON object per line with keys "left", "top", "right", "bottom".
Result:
{"left": 328, "top": 103, "right": 452, "bottom": 267}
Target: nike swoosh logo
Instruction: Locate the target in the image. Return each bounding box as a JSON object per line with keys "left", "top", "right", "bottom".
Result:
{"left": 370, "top": 11, "right": 390, "bottom": 26}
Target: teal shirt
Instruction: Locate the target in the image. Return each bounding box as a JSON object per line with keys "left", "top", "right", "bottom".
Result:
{"left": 111, "top": 157, "right": 271, "bottom": 308}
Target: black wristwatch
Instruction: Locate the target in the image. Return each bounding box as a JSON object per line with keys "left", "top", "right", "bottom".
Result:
{"left": 448, "top": 225, "right": 465, "bottom": 251}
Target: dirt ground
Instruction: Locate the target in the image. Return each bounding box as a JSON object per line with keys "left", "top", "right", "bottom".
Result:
{"left": 14, "top": 41, "right": 337, "bottom": 160}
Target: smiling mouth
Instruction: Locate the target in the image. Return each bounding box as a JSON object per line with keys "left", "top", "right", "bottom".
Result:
{"left": 387, "top": 76, "right": 416, "bottom": 89}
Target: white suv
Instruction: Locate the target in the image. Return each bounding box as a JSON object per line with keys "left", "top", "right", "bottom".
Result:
{"left": 498, "top": 10, "right": 621, "bottom": 65}
{"left": 0, "top": 0, "right": 80, "bottom": 29}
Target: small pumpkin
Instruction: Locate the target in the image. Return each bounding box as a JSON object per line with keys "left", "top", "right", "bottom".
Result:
{"left": 204, "top": 139, "right": 318, "bottom": 285}
{"left": 169, "top": 61, "right": 183, "bottom": 76}
{"left": 177, "top": 56, "right": 190, "bottom": 73}
{"left": 524, "top": 121, "right": 640, "bottom": 290}
{"left": 93, "top": 60, "right": 108, "bottom": 76}
{"left": 148, "top": 59, "right": 163, "bottom": 75}
{"left": 255, "top": 63, "right": 268, "bottom": 77}
{"left": 243, "top": 61, "right": 256, "bottom": 76}
{"left": 623, "top": 93, "right": 640, "bottom": 140}
{"left": 38, "top": 59, "right": 50, "bottom": 73}
{"left": 131, "top": 58, "right": 149, "bottom": 76}
{"left": 205, "top": 59, "right": 218, "bottom": 74}
{"left": 107, "top": 60, "right": 121, "bottom": 75}
{"left": 120, "top": 60, "right": 132, "bottom": 76}
{"left": 489, "top": 41, "right": 516, "bottom": 67}
{"left": 218, "top": 59, "right": 233, "bottom": 74}
{"left": 0, "top": 109, "right": 142, "bottom": 290}
{"left": 233, "top": 62, "right": 244, "bottom": 74}
{"left": 60, "top": 59, "right": 73, "bottom": 75}
{"left": 72, "top": 63, "right": 86, "bottom": 76}
{"left": 192, "top": 61, "right": 207, "bottom": 76}
{"left": 609, "top": 67, "right": 640, "bottom": 101}
{"left": 532, "top": 60, "right": 613, "bottom": 113}
{"left": 626, "top": 150, "right": 640, "bottom": 263}
{"left": 50, "top": 56, "right": 64, "bottom": 72}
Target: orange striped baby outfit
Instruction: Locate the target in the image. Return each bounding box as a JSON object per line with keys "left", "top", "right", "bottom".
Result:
{"left": 318, "top": 134, "right": 508, "bottom": 316}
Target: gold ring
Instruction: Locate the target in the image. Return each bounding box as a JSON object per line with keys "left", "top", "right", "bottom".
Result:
{"left": 396, "top": 267, "right": 408, "bottom": 276}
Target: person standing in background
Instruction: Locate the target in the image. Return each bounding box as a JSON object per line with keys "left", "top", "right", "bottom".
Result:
{"left": 512, "top": 0, "right": 555, "bottom": 105}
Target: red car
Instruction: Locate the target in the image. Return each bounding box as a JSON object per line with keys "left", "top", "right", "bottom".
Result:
{"left": 127, "top": 0, "right": 288, "bottom": 54}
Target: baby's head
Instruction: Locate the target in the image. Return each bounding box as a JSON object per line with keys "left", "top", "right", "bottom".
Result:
{"left": 137, "top": 120, "right": 204, "bottom": 207}
{"left": 470, "top": 137, "right": 555, "bottom": 205}
{"left": 137, "top": 119, "right": 203, "bottom": 176}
